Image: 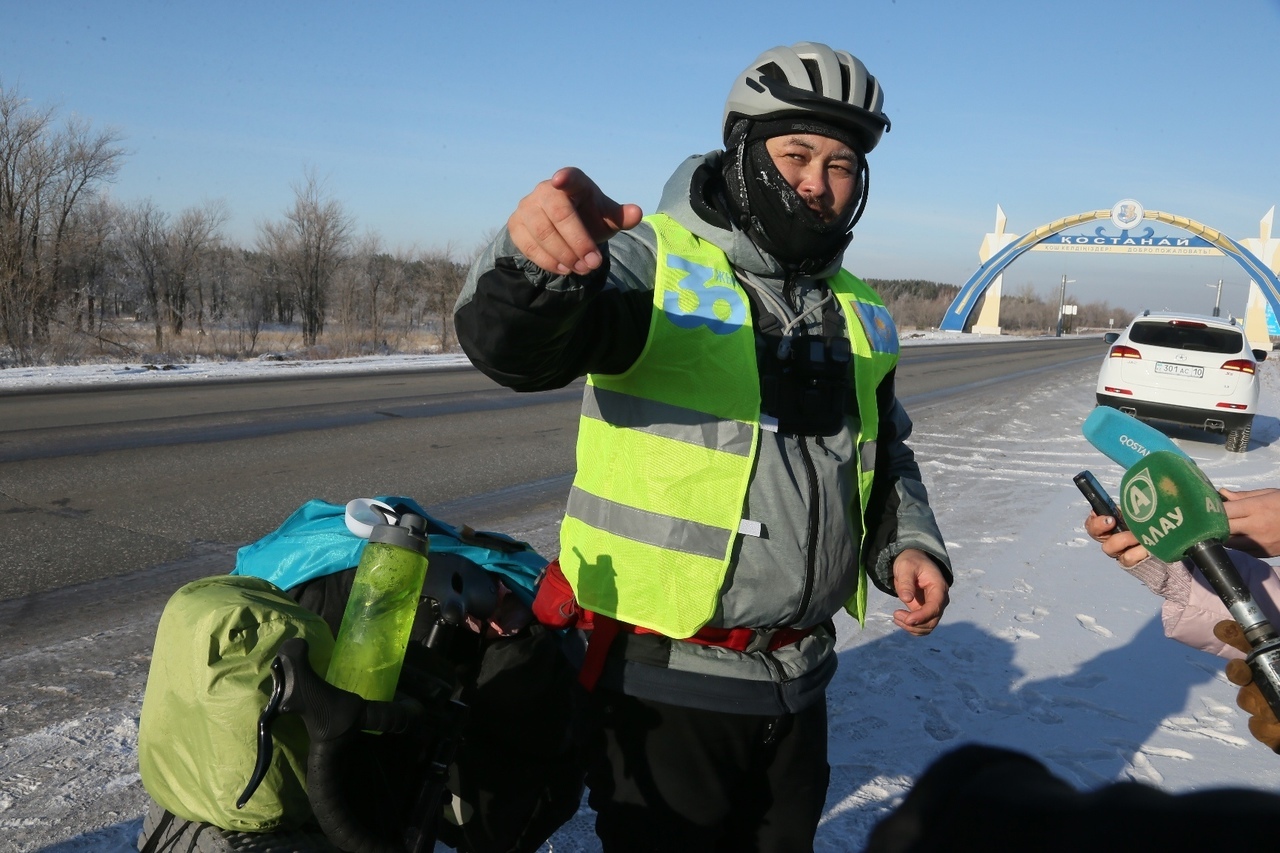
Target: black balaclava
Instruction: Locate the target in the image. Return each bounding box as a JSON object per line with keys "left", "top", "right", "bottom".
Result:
{"left": 721, "top": 117, "right": 869, "bottom": 274}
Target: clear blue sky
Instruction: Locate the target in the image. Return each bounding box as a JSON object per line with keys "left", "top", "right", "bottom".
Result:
{"left": 5, "top": 0, "right": 1279, "bottom": 318}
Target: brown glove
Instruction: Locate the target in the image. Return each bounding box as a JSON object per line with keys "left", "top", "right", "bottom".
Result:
{"left": 1213, "top": 620, "right": 1280, "bottom": 753}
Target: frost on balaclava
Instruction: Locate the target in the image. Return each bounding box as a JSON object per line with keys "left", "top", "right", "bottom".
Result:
{"left": 721, "top": 117, "right": 868, "bottom": 273}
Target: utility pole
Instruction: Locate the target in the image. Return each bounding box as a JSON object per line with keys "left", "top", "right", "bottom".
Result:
{"left": 1207, "top": 279, "right": 1224, "bottom": 317}
{"left": 1056, "top": 275, "right": 1075, "bottom": 338}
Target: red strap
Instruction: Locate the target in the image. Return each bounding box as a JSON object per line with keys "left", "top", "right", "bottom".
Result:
{"left": 629, "top": 622, "right": 814, "bottom": 652}
{"left": 532, "top": 559, "right": 613, "bottom": 690}
{"left": 578, "top": 614, "right": 620, "bottom": 691}
{"left": 576, "top": 620, "right": 814, "bottom": 691}
{"left": 535, "top": 558, "right": 814, "bottom": 689}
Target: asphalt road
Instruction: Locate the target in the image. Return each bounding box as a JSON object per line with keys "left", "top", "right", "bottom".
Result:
{"left": 0, "top": 336, "right": 1107, "bottom": 851}
{"left": 0, "top": 336, "right": 1104, "bottom": 633}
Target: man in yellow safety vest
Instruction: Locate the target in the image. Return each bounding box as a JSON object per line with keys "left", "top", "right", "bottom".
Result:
{"left": 456, "top": 41, "right": 952, "bottom": 852}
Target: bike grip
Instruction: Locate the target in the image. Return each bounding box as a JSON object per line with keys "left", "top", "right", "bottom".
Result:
{"left": 361, "top": 696, "right": 425, "bottom": 736}
{"left": 275, "top": 639, "right": 366, "bottom": 742}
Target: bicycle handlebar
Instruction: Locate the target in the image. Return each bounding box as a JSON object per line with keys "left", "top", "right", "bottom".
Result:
{"left": 239, "top": 638, "right": 434, "bottom": 853}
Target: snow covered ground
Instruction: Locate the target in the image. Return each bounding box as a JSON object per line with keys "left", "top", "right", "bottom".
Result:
{"left": 0, "top": 351, "right": 478, "bottom": 392}
{"left": 5, "top": 334, "right": 1280, "bottom": 852}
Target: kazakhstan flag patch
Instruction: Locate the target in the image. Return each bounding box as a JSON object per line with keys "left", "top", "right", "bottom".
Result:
{"left": 851, "top": 301, "right": 899, "bottom": 355}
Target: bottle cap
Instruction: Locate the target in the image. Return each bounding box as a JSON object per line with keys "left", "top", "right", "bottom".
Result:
{"left": 368, "top": 513, "right": 430, "bottom": 556}
{"left": 344, "top": 498, "right": 397, "bottom": 539}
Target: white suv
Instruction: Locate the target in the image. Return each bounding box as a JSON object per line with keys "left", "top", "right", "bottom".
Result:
{"left": 1096, "top": 311, "right": 1268, "bottom": 453}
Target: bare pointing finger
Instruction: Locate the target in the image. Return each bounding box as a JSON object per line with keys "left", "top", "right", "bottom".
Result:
{"left": 551, "top": 168, "right": 642, "bottom": 253}
{"left": 508, "top": 177, "right": 598, "bottom": 274}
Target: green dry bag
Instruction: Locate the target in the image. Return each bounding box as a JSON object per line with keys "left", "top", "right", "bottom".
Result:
{"left": 137, "top": 575, "right": 334, "bottom": 832}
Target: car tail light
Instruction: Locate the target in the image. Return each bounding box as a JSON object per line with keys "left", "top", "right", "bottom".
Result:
{"left": 1221, "top": 359, "right": 1256, "bottom": 374}
{"left": 1109, "top": 345, "right": 1142, "bottom": 359}
{"left": 1169, "top": 319, "right": 1208, "bottom": 328}
{"left": 1102, "top": 387, "right": 1133, "bottom": 395}
{"left": 1216, "top": 402, "right": 1249, "bottom": 410}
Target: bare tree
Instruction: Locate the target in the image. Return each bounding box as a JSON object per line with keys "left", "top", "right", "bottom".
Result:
{"left": 214, "top": 247, "right": 270, "bottom": 355}
{"left": 117, "top": 199, "right": 170, "bottom": 352}
{"left": 38, "top": 114, "right": 126, "bottom": 338}
{"left": 361, "top": 239, "right": 396, "bottom": 351}
{"left": 59, "top": 195, "right": 118, "bottom": 333}
{"left": 0, "top": 83, "right": 123, "bottom": 362}
{"left": 165, "top": 199, "right": 227, "bottom": 336}
{"left": 0, "top": 87, "right": 56, "bottom": 357}
{"left": 257, "top": 170, "right": 353, "bottom": 347}
{"left": 417, "top": 245, "right": 467, "bottom": 352}
{"left": 334, "top": 233, "right": 380, "bottom": 354}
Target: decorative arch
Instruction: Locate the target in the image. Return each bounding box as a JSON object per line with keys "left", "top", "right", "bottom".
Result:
{"left": 938, "top": 209, "right": 1280, "bottom": 332}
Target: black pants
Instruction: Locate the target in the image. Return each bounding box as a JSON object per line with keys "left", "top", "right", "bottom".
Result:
{"left": 583, "top": 688, "right": 829, "bottom": 853}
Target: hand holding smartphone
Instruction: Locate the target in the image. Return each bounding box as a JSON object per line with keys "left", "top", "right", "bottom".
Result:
{"left": 1074, "top": 470, "right": 1128, "bottom": 531}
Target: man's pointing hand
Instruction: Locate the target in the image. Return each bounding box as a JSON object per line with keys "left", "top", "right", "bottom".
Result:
{"left": 508, "top": 167, "right": 643, "bottom": 276}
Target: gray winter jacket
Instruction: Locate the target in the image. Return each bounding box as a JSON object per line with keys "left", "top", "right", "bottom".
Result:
{"left": 454, "top": 151, "right": 951, "bottom": 714}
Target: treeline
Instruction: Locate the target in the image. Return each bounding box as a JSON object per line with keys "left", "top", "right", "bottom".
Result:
{"left": 1, "top": 82, "right": 1133, "bottom": 368}
{"left": 867, "top": 278, "right": 1133, "bottom": 333}
{"left": 865, "top": 279, "right": 959, "bottom": 330}
{"left": 0, "top": 84, "right": 469, "bottom": 367}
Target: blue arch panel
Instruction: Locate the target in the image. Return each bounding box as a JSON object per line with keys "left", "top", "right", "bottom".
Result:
{"left": 939, "top": 211, "right": 1280, "bottom": 332}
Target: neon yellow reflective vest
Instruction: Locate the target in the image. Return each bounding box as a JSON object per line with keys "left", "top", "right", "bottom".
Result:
{"left": 560, "top": 213, "right": 900, "bottom": 638}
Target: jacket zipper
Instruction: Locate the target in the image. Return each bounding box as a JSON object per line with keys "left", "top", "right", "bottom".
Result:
{"left": 782, "top": 270, "right": 821, "bottom": 625}
{"left": 796, "top": 435, "right": 819, "bottom": 622}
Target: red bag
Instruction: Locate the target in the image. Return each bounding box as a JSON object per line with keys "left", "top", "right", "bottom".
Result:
{"left": 531, "top": 559, "right": 594, "bottom": 631}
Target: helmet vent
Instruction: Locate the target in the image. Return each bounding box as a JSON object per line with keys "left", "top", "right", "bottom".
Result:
{"left": 862, "top": 76, "right": 880, "bottom": 111}
{"left": 723, "top": 42, "right": 890, "bottom": 153}
{"left": 756, "top": 61, "right": 785, "bottom": 83}
{"left": 801, "top": 58, "right": 822, "bottom": 92}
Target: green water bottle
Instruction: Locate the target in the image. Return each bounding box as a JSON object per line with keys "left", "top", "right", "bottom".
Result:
{"left": 326, "top": 512, "right": 430, "bottom": 702}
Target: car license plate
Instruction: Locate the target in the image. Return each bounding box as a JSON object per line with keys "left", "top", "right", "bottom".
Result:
{"left": 1154, "top": 361, "right": 1204, "bottom": 378}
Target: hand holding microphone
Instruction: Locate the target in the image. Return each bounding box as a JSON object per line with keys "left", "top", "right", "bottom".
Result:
{"left": 1219, "top": 487, "right": 1280, "bottom": 558}
{"left": 1120, "top": 450, "right": 1280, "bottom": 726}
{"left": 1082, "top": 408, "right": 1280, "bottom": 561}
{"left": 1214, "top": 619, "right": 1280, "bottom": 752}
{"left": 1081, "top": 408, "right": 1191, "bottom": 565}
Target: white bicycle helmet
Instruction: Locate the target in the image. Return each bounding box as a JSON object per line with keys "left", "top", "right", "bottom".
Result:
{"left": 722, "top": 41, "right": 890, "bottom": 153}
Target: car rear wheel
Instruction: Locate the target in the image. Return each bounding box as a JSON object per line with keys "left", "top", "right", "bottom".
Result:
{"left": 1225, "top": 418, "right": 1253, "bottom": 453}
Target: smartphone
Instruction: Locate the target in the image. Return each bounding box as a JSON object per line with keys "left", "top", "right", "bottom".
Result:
{"left": 1074, "top": 470, "right": 1127, "bottom": 531}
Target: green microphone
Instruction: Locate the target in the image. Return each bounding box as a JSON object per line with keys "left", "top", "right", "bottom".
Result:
{"left": 1121, "top": 450, "right": 1280, "bottom": 717}
{"left": 1120, "top": 450, "right": 1228, "bottom": 563}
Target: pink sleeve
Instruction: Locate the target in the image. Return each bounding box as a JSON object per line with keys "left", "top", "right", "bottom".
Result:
{"left": 1161, "top": 550, "right": 1280, "bottom": 659}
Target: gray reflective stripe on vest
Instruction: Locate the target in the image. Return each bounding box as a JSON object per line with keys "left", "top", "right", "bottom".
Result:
{"left": 860, "top": 439, "right": 877, "bottom": 475}
{"left": 583, "top": 385, "right": 754, "bottom": 456}
{"left": 566, "top": 486, "right": 732, "bottom": 560}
